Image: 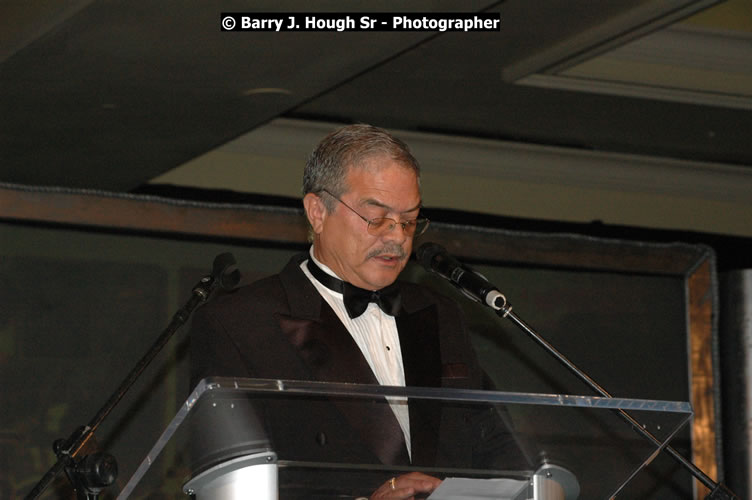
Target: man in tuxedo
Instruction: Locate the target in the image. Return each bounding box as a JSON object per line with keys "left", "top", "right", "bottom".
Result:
{"left": 189, "top": 124, "right": 512, "bottom": 499}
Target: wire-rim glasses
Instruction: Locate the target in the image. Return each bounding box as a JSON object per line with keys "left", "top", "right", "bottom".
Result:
{"left": 321, "top": 189, "right": 429, "bottom": 237}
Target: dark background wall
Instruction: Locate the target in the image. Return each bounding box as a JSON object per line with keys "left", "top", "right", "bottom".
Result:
{"left": 0, "top": 189, "right": 730, "bottom": 499}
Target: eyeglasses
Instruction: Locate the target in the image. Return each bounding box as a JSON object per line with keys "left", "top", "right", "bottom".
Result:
{"left": 322, "top": 189, "right": 429, "bottom": 237}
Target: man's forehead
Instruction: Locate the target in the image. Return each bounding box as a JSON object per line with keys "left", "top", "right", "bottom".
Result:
{"left": 345, "top": 172, "right": 421, "bottom": 215}
{"left": 362, "top": 196, "right": 422, "bottom": 214}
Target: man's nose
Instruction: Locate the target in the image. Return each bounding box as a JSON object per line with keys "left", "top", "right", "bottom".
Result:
{"left": 381, "top": 221, "right": 409, "bottom": 243}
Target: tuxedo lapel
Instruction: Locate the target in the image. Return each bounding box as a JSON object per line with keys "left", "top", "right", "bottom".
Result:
{"left": 396, "top": 302, "right": 443, "bottom": 466}
{"left": 275, "top": 255, "right": 410, "bottom": 465}
{"left": 275, "top": 254, "right": 380, "bottom": 385}
{"left": 275, "top": 306, "right": 377, "bottom": 385}
{"left": 396, "top": 304, "right": 442, "bottom": 389}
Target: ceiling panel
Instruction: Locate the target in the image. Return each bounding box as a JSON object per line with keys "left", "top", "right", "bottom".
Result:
{"left": 0, "top": 0, "right": 488, "bottom": 190}
{"left": 0, "top": 0, "right": 749, "bottom": 194}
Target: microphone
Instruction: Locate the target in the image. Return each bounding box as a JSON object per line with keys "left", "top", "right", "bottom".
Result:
{"left": 416, "top": 242, "right": 507, "bottom": 310}
{"left": 192, "top": 253, "right": 241, "bottom": 302}
{"left": 212, "top": 252, "right": 241, "bottom": 290}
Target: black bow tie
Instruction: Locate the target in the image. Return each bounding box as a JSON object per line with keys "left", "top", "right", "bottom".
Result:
{"left": 306, "top": 259, "right": 402, "bottom": 319}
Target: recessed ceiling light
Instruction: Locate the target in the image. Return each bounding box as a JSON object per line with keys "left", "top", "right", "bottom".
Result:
{"left": 241, "top": 88, "right": 292, "bottom": 96}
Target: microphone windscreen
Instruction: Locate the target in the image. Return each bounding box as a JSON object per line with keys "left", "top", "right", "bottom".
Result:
{"left": 212, "top": 252, "right": 241, "bottom": 290}
{"left": 416, "top": 242, "right": 445, "bottom": 269}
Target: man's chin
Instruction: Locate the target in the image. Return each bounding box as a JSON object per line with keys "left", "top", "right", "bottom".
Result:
{"left": 360, "top": 262, "right": 404, "bottom": 289}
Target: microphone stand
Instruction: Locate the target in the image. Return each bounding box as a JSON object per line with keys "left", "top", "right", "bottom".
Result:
{"left": 24, "top": 253, "right": 240, "bottom": 500}
{"left": 489, "top": 294, "right": 738, "bottom": 499}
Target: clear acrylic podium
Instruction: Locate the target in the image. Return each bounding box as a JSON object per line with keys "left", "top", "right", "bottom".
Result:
{"left": 116, "top": 377, "right": 692, "bottom": 500}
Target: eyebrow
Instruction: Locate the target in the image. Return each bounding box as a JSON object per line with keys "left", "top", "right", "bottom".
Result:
{"left": 362, "top": 197, "right": 422, "bottom": 215}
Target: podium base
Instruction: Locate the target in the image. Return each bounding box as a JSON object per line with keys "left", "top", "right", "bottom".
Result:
{"left": 183, "top": 451, "right": 277, "bottom": 500}
{"left": 533, "top": 464, "right": 579, "bottom": 500}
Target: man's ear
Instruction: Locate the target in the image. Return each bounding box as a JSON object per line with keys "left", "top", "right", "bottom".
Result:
{"left": 303, "top": 192, "right": 327, "bottom": 234}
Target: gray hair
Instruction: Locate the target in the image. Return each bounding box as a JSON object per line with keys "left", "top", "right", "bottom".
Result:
{"left": 303, "top": 124, "right": 420, "bottom": 211}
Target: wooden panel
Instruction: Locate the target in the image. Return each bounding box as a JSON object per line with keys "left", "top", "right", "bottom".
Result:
{"left": 0, "top": 184, "right": 310, "bottom": 243}
{"left": 1, "top": 183, "right": 707, "bottom": 274}
{"left": 688, "top": 258, "right": 720, "bottom": 498}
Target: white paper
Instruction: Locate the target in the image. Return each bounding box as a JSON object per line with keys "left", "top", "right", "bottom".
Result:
{"left": 428, "top": 477, "right": 529, "bottom": 500}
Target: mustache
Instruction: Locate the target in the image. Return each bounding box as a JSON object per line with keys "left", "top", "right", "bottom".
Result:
{"left": 367, "top": 243, "right": 408, "bottom": 260}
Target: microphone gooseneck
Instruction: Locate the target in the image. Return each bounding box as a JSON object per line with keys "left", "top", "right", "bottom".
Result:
{"left": 415, "top": 241, "right": 737, "bottom": 499}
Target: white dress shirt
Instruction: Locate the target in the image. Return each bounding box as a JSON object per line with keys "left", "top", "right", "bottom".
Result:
{"left": 301, "top": 249, "right": 411, "bottom": 459}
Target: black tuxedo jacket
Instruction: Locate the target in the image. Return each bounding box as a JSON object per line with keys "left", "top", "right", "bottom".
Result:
{"left": 189, "top": 252, "right": 486, "bottom": 473}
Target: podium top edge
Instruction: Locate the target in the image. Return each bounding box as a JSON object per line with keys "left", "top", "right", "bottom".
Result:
{"left": 190, "top": 376, "right": 692, "bottom": 414}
